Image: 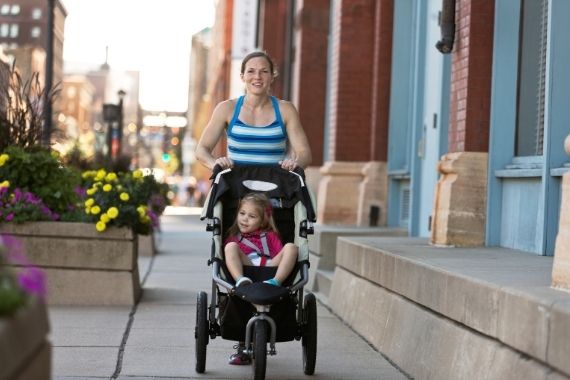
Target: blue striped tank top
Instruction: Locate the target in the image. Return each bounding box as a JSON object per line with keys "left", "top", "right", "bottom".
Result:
{"left": 227, "top": 95, "right": 287, "bottom": 165}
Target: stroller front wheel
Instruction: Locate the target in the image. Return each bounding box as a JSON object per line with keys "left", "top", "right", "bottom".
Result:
{"left": 302, "top": 292, "right": 317, "bottom": 375}
{"left": 252, "top": 320, "right": 268, "bottom": 380}
{"left": 195, "top": 291, "right": 209, "bottom": 373}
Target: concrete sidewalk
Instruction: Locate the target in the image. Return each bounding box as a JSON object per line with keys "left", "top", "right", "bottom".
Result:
{"left": 48, "top": 211, "right": 409, "bottom": 379}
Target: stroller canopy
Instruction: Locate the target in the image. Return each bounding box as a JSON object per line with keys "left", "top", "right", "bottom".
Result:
{"left": 203, "top": 165, "right": 316, "bottom": 222}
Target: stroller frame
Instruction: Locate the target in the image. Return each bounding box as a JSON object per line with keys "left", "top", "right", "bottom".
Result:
{"left": 195, "top": 165, "right": 317, "bottom": 380}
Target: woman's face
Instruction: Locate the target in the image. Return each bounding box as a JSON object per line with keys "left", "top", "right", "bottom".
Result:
{"left": 241, "top": 56, "right": 273, "bottom": 95}
{"left": 237, "top": 201, "right": 263, "bottom": 234}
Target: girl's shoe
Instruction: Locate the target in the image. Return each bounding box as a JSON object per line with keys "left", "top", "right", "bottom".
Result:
{"left": 228, "top": 343, "right": 251, "bottom": 365}
{"left": 235, "top": 276, "right": 253, "bottom": 287}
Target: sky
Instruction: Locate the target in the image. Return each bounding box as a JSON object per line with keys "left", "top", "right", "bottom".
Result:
{"left": 62, "top": 0, "right": 215, "bottom": 112}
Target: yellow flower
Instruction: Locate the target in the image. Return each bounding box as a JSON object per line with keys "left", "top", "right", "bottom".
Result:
{"left": 94, "top": 169, "right": 106, "bottom": 181}
{"left": 120, "top": 192, "right": 129, "bottom": 201}
{"left": 81, "top": 171, "right": 91, "bottom": 179}
{"left": 91, "top": 205, "right": 101, "bottom": 215}
{"left": 0, "top": 180, "right": 9, "bottom": 188}
{"left": 96, "top": 221, "right": 106, "bottom": 232}
{"left": 105, "top": 172, "right": 117, "bottom": 182}
{"left": 85, "top": 207, "right": 91, "bottom": 214}
{"left": 137, "top": 205, "right": 147, "bottom": 217}
{"left": 133, "top": 169, "right": 143, "bottom": 179}
{"left": 0, "top": 153, "right": 9, "bottom": 166}
{"left": 103, "top": 184, "right": 112, "bottom": 192}
{"left": 107, "top": 207, "right": 119, "bottom": 219}
{"left": 86, "top": 188, "right": 96, "bottom": 195}
{"left": 100, "top": 214, "right": 110, "bottom": 223}
{"left": 140, "top": 215, "right": 151, "bottom": 224}
{"left": 84, "top": 198, "right": 95, "bottom": 207}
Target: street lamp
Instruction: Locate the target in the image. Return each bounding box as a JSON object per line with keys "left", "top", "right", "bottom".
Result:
{"left": 117, "top": 90, "right": 126, "bottom": 158}
{"left": 102, "top": 90, "right": 126, "bottom": 166}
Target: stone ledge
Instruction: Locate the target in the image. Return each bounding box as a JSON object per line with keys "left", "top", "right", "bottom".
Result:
{"left": 329, "top": 267, "right": 569, "bottom": 380}
{"left": 333, "top": 236, "right": 570, "bottom": 377}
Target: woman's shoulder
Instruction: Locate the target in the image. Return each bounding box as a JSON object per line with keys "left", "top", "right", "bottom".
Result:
{"left": 274, "top": 98, "right": 298, "bottom": 115}
{"left": 215, "top": 98, "right": 239, "bottom": 113}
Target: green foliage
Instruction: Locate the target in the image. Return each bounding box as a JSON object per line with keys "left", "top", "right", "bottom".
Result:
{"left": 0, "top": 146, "right": 81, "bottom": 216}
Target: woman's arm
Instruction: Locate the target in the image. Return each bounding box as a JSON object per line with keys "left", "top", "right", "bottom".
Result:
{"left": 195, "top": 100, "right": 234, "bottom": 170}
{"left": 280, "top": 101, "right": 312, "bottom": 169}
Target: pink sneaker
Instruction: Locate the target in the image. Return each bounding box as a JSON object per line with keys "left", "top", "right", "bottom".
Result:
{"left": 228, "top": 344, "right": 251, "bottom": 365}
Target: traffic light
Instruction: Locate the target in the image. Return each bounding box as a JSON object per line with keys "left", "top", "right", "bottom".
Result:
{"left": 162, "top": 153, "right": 171, "bottom": 163}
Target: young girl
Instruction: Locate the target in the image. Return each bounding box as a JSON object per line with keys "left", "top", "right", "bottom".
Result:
{"left": 224, "top": 192, "right": 298, "bottom": 288}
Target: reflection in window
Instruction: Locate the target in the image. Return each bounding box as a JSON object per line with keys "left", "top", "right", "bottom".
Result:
{"left": 11, "top": 5, "right": 20, "bottom": 15}
{"left": 0, "top": 24, "right": 8, "bottom": 37}
{"left": 515, "top": 0, "right": 548, "bottom": 157}
{"left": 0, "top": 5, "right": 9, "bottom": 15}
{"left": 31, "top": 26, "right": 41, "bottom": 38}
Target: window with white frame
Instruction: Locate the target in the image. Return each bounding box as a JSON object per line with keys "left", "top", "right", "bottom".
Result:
{"left": 0, "top": 23, "right": 9, "bottom": 37}
{"left": 9, "top": 23, "right": 18, "bottom": 38}
{"left": 31, "top": 26, "right": 41, "bottom": 38}
{"left": 515, "top": 0, "right": 548, "bottom": 157}
{"left": 32, "top": 7, "right": 42, "bottom": 19}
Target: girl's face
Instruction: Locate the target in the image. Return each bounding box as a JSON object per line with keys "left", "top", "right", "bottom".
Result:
{"left": 237, "top": 201, "right": 263, "bottom": 234}
{"left": 241, "top": 56, "right": 273, "bottom": 95}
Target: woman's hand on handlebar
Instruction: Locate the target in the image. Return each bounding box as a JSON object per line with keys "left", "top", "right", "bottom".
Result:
{"left": 279, "top": 157, "right": 298, "bottom": 171}
{"left": 213, "top": 157, "right": 234, "bottom": 170}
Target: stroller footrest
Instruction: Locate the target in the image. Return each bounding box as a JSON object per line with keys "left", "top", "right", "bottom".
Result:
{"left": 234, "top": 283, "right": 289, "bottom": 305}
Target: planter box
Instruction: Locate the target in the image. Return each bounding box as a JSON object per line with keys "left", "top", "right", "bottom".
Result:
{"left": 138, "top": 233, "right": 157, "bottom": 257}
{"left": 0, "top": 299, "right": 51, "bottom": 380}
{"left": 0, "top": 222, "right": 141, "bottom": 305}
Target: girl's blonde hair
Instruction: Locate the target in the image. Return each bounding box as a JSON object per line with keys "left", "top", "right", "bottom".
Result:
{"left": 226, "top": 192, "right": 278, "bottom": 237}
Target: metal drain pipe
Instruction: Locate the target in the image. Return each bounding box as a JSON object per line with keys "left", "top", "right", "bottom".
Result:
{"left": 435, "top": 0, "right": 456, "bottom": 54}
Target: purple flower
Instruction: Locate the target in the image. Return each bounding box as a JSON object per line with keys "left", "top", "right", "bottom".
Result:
{"left": 74, "top": 186, "right": 87, "bottom": 198}
{"left": 17, "top": 266, "right": 47, "bottom": 301}
{"left": 5, "top": 213, "right": 14, "bottom": 221}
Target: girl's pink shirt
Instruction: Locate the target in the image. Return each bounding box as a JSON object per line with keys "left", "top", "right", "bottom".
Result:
{"left": 224, "top": 230, "right": 283, "bottom": 259}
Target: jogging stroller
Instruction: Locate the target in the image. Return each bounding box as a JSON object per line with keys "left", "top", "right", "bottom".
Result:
{"left": 195, "top": 165, "right": 317, "bottom": 380}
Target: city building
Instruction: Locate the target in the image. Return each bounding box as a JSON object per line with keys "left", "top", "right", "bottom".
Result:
{"left": 0, "top": 0, "right": 66, "bottom": 87}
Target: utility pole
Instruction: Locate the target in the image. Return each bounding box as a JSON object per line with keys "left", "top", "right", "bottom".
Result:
{"left": 43, "top": 0, "right": 55, "bottom": 147}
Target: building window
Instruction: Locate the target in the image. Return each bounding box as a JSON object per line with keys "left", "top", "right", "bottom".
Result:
{"left": 0, "top": 23, "right": 8, "bottom": 37}
{"left": 10, "top": 5, "right": 20, "bottom": 15}
{"left": 31, "top": 26, "right": 41, "bottom": 38}
{"left": 9, "top": 23, "right": 18, "bottom": 38}
{"left": 0, "top": 5, "right": 10, "bottom": 15}
{"left": 515, "top": 0, "right": 548, "bottom": 157}
{"left": 32, "top": 7, "right": 42, "bottom": 19}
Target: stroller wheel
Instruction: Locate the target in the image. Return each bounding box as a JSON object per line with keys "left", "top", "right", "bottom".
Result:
{"left": 195, "top": 291, "right": 209, "bottom": 373}
{"left": 252, "top": 320, "right": 268, "bottom": 380}
{"left": 302, "top": 292, "right": 317, "bottom": 375}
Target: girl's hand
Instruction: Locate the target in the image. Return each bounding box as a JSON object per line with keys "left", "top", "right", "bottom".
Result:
{"left": 214, "top": 156, "right": 234, "bottom": 169}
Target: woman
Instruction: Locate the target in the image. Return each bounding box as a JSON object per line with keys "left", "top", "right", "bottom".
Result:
{"left": 196, "top": 51, "right": 312, "bottom": 365}
{"left": 195, "top": 51, "right": 312, "bottom": 171}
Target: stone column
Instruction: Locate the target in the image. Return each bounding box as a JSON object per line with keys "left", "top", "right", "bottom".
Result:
{"left": 357, "top": 161, "right": 388, "bottom": 227}
{"left": 317, "top": 161, "right": 366, "bottom": 224}
{"left": 552, "top": 135, "right": 570, "bottom": 290}
{"left": 430, "top": 152, "right": 488, "bottom": 246}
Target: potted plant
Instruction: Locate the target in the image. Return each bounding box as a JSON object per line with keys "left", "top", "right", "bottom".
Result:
{"left": 0, "top": 235, "right": 50, "bottom": 380}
